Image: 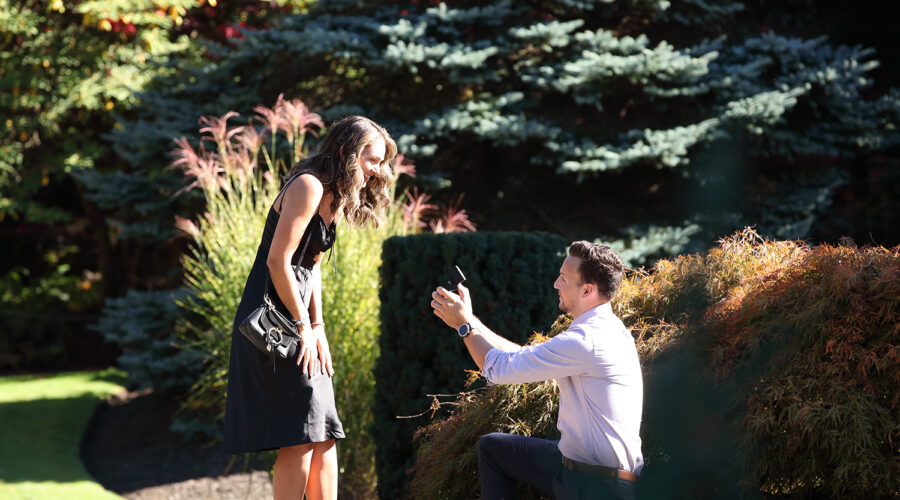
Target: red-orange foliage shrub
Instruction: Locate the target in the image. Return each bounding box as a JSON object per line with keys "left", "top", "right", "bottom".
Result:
{"left": 410, "top": 229, "right": 899, "bottom": 499}
{"left": 701, "top": 235, "right": 899, "bottom": 498}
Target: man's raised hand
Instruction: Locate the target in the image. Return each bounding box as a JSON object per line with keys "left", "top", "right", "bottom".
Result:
{"left": 431, "top": 283, "right": 474, "bottom": 330}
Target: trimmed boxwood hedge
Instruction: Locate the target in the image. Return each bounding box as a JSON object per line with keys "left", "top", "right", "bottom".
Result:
{"left": 373, "top": 231, "right": 566, "bottom": 499}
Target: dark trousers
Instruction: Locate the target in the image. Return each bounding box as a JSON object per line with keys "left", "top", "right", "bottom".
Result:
{"left": 478, "top": 433, "right": 636, "bottom": 500}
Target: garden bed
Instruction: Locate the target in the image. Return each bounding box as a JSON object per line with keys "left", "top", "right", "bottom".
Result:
{"left": 81, "top": 388, "right": 273, "bottom": 499}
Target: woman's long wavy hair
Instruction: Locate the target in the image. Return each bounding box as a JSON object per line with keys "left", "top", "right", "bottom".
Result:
{"left": 286, "top": 115, "right": 397, "bottom": 228}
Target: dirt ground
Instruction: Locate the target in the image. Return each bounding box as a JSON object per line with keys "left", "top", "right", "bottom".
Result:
{"left": 81, "top": 388, "right": 273, "bottom": 499}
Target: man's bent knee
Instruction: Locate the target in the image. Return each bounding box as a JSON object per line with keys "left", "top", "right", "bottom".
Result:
{"left": 479, "top": 433, "right": 502, "bottom": 451}
{"left": 478, "top": 432, "right": 508, "bottom": 460}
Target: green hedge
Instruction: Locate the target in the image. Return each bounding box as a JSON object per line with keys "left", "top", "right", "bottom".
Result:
{"left": 373, "top": 231, "right": 566, "bottom": 499}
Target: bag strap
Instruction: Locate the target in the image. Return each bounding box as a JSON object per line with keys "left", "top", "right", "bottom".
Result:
{"left": 326, "top": 223, "right": 338, "bottom": 274}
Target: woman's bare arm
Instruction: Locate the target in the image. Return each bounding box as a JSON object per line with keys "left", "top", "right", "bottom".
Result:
{"left": 266, "top": 179, "right": 322, "bottom": 384}
{"left": 266, "top": 175, "right": 323, "bottom": 323}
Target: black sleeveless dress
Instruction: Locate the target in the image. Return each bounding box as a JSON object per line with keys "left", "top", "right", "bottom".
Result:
{"left": 222, "top": 173, "right": 345, "bottom": 454}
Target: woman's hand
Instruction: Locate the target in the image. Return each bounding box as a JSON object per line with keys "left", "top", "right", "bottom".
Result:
{"left": 296, "top": 323, "right": 318, "bottom": 377}
{"left": 313, "top": 324, "right": 334, "bottom": 376}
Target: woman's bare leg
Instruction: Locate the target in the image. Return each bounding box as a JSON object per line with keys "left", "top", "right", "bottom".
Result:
{"left": 304, "top": 439, "right": 338, "bottom": 500}
{"left": 273, "top": 443, "right": 315, "bottom": 500}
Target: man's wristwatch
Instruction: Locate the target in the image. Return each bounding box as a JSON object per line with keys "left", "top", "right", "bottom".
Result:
{"left": 457, "top": 322, "right": 472, "bottom": 339}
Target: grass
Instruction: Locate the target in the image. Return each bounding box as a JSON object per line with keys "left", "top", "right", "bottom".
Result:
{"left": 0, "top": 369, "right": 127, "bottom": 499}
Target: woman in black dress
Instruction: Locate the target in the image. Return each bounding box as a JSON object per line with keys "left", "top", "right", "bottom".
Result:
{"left": 223, "top": 116, "right": 397, "bottom": 499}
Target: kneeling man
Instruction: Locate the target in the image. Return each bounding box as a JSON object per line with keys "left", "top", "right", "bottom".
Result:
{"left": 431, "top": 241, "right": 643, "bottom": 500}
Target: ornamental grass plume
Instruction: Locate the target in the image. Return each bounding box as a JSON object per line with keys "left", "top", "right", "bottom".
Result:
{"left": 409, "top": 229, "right": 900, "bottom": 499}
{"left": 393, "top": 156, "right": 477, "bottom": 234}
{"left": 253, "top": 100, "right": 285, "bottom": 168}
{"left": 198, "top": 111, "right": 243, "bottom": 147}
{"left": 274, "top": 93, "right": 324, "bottom": 165}
{"left": 171, "top": 137, "right": 221, "bottom": 194}
{"left": 401, "top": 187, "right": 436, "bottom": 231}
{"left": 392, "top": 153, "right": 417, "bottom": 180}
{"left": 429, "top": 195, "right": 477, "bottom": 234}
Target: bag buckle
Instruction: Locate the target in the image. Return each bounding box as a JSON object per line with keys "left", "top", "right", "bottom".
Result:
{"left": 265, "top": 328, "right": 283, "bottom": 351}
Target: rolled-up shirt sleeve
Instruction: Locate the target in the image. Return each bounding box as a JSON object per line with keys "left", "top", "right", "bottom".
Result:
{"left": 482, "top": 328, "right": 594, "bottom": 385}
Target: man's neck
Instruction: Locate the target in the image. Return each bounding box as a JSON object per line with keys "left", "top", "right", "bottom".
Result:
{"left": 570, "top": 299, "right": 608, "bottom": 322}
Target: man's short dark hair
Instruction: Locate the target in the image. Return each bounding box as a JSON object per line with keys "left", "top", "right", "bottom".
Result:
{"left": 568, "top": 241, "right": 625, "bottom": 301}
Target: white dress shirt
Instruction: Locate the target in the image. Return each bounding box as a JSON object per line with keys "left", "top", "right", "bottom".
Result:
{"left": 482, "top": 303, "right": 644, "bottom": 474}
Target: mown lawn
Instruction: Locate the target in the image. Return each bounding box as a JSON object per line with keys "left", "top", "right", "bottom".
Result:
{"left": 0, "top": 369, "right": 126, "bottom": 499}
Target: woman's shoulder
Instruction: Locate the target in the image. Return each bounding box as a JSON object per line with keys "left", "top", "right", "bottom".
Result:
{"left": 285, "top": 172, "right": 324, "bottom": 198}
{"left": 276, "top": 172, "right": 324, "bottom": 215}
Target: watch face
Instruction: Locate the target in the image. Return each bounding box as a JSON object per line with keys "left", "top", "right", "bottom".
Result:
{"left": 458, "top": 323, "right": 471, "bottom": 337}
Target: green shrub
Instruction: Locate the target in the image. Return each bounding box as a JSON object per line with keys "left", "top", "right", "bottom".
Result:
{"left": 0, "top": 250, "right": 103, "bottom": 371}
{"left": 409, "top": 229, "right": 900, "bottom": 499}
{"left": 373, "top": 231, "right": 566, "bottom": 499}
{"left": 92, "top": 288, "right": 200, "bottom": 392}
{"left": 1, "top": 0, "right": 194, "bottom": 226}
{"left": 0, "top": 1, "right": 202, "bottom": 370}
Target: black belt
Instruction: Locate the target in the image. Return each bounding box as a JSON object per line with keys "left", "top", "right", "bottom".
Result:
{"left": 561, "top": 456, "right": 639, "bottom": 483}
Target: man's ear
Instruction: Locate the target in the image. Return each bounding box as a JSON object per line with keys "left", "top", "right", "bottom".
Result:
{"left": 582, "top": 282, "right": 593, "bottom": 298}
